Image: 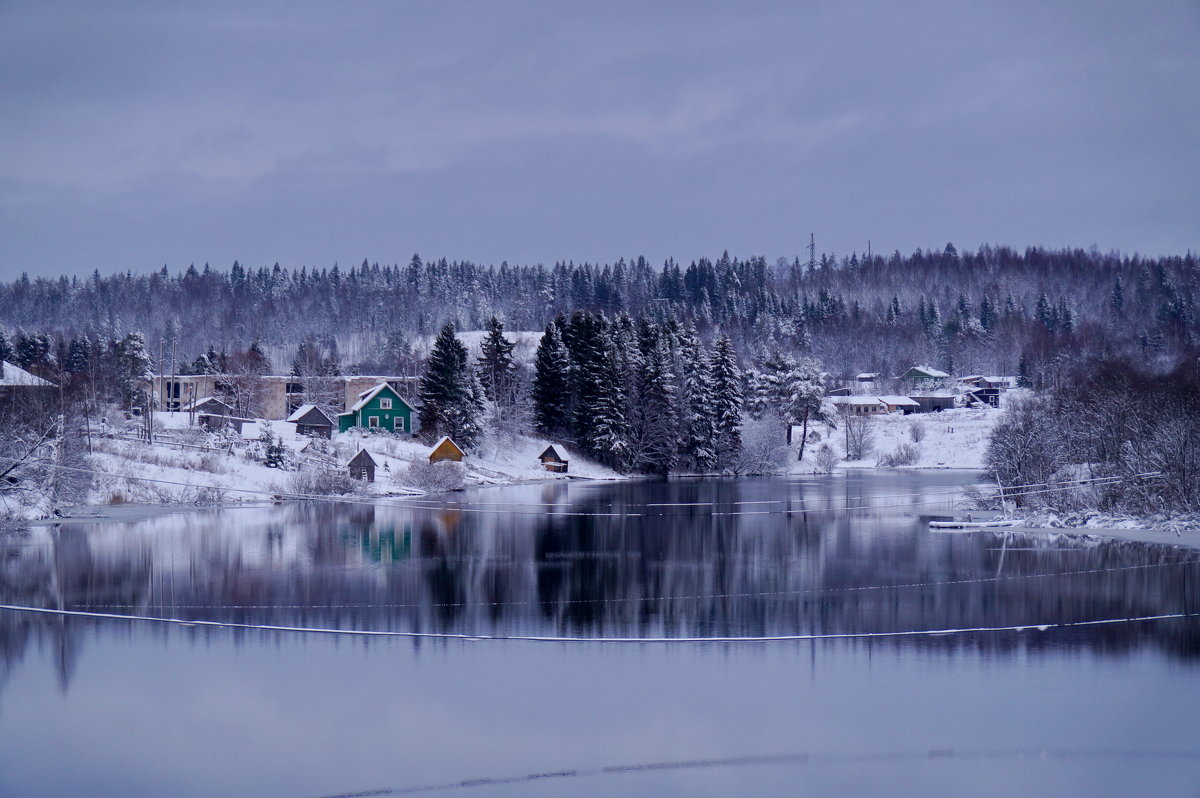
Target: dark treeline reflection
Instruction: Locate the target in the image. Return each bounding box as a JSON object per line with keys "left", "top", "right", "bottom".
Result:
{"left": 2, "top": 477, "right": 1199, "bottom": 691}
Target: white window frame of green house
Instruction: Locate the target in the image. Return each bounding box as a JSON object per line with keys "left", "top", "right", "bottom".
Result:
{"left": 380, "top": 398, "right": 392, "bottom": 410}
{"left": 368, "top": 416, "right": 380, "bottom": 428}
{"left": 393, "top": 417, "right": 405, "bottom": 432}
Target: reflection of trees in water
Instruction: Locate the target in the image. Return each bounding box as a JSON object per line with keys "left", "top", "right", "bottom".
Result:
{"left": 1, "top": 482, "right": 1199, "bottom": 698}
{"left": 0, "top": 525, "right": 152, "bottom": 701}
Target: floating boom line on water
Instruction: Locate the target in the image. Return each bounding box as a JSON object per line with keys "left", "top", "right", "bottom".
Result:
{"left": 312, "top": 747, "right": 1200, "bottom": 798}
{"left": 0, "top": 603, "right": 1196, "bottom": 644}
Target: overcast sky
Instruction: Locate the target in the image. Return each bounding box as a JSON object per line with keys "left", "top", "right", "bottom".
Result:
{"left": 0, "top": 1, "right": 1196, "bottom": 280}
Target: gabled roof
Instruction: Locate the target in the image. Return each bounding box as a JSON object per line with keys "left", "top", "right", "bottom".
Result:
{"left": 539, "top": 444, "right": 569, "bottom": 462}
{"left": 905, "top": 365, "right": 950, "bottom": 378}
{"left": 346, "top": 382, "right": 410, "bottom": 414}
{"left": 430, "top": 435, "right": 465, "bottom": 457}
{"left": 287, "top": 404, "right": 334, "bottom": 424}
{"left": 184, "top": 395, "right": 230, "bottom": 411}
{"left": 347, "top": 448, "right": 377, "bottom": 467}
{"left": 855, "top": 372, "right": 878, "bottom": 379}
{"left": 0, "top": 361, "right": 55, "bottom": 388}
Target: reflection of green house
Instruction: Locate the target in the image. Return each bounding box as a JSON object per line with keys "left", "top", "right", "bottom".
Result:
{"left": 338, "top": 382, "right": 414, "bottom": 434}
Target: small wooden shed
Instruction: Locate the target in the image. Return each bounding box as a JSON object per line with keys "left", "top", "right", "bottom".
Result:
{"left": 429, "top": 436, "right": 465, "bottom": 464}
{"left": 538, "top": 444, "right": 569, "bottom": 473}
{"left": 287, "top": 404, "right": 334, "bottom": 438}
{"left": 348, "top": 448, "right": 377, "bottom": 482}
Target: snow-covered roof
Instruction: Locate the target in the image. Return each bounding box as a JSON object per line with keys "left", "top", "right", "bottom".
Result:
{"left": 540, "top": 444, "right": 569, "bottom": 462}
{"left": 287, "top": 404, "right": 316, "bottom": 422}
{"left": 183, "top": 395, "right": 229, "bottom": 411}
{"left": 348, "top": 382, "right": 405, "bottom": 413}
{"left": 430, "top": 435, "right": 464, "bottom": 455}
{"left": 855, "top": 372, "right": 878, "bottom": 379}
{"left": 958, "top": 375, "right": 983, "bottom": 382}
{"left": 878, "top": 395, "right": 920, "bottom": 406}
{"left": 287, "top": 404, "right": 333, "bottom": 423}
{"left": 0, "top": 361, "right": 55, "bottom": 388}
{"left": 829, "top": 395, "right": 885, "bottom": 407}
{"left": 907, "top": 365, "right": 950, "bottom": 378}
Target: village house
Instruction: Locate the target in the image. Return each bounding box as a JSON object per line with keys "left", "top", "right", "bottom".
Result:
{"left": 963, "top": 388, "right": 1002, "bottom": 408}
{"left": 154, "top": 373, "right": 418, "bottom": 420}
{"left": 900, "top": 365, "right": 950, "bottom": 382}
{"left": 830, "top": 396, "right": 888, "bottom": 415}
{"left": 287, "top": 404, "right": 334, "bottom": 438}
{"left": 338, "top": 382, "right": 414, "bottom": 434}
{"left": 877, "top": 395, "right": 921, "bottom": 414}
{"left": 0, "top": 360, "right": 56, "bottom": 399}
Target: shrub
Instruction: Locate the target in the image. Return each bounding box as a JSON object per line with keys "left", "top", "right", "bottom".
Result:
{"left": 814, "top": 444, "right": 840, "bottom": 474}
{"left": 876, "top": 442, "right": 921, "bottom": 467}
{"left": 403, "top": 460, "right": 465, "bottom": 493}
{"left": 908, "top": 420, "right": 926, "bottom": 443}
{"left": 285, "top": 467, "right": 358, "bottom": 497}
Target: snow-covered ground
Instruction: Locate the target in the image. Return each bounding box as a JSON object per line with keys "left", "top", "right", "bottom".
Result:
{"left": 797, "top": 405, "right": 1004, "bottom": 473}
{"left": 80, "top": 425, "right": 623, "bottom": 511}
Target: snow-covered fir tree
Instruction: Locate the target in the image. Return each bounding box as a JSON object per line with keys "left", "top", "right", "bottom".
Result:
{"left": 709, "top": 334, "right": 743, "bottom": 471}
{"left": 677, "top": 324, "right": 717, "bottom": 472}
{"left": 477, "top": 316, "right": 517, "bottom": 407}
{"left": 629, "top": 318, "right": 679, "bottom": 475}
{"left": 418, "top": 323, "right": 483, "bottom": 449}
{"left": 531, "top": 318, "right": 573, "bottom": 438}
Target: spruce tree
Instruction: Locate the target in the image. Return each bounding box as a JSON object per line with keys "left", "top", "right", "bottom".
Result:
{"left": 532, "top": 320, "right": 572, "bottom": 437}
{"left": 587, "top": 328, "right": 632, "bottom": 470}
{"left": 677, "top": 325, "right": 717, "bottom": 472}
{"left": 630, "top": 319, "right": 679, "bottom": 475}
{"left": 419, "top": 323, "right": 481, "bottom": 448}
{"left": 477, "top": 316, "right": 517, "bottom": 405}
{"left": 0, "top": 328, "right": 13, "bottom": 364}
{"left": 116, "top": 332, "right": 155, "bottom": 410}
{"left": 710, "top": 334, "right": 743, "bottom": 471}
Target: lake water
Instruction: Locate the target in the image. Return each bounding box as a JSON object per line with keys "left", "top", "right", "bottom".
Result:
{"left": 2, "top": 472, "right": 1198, "bottom": 797}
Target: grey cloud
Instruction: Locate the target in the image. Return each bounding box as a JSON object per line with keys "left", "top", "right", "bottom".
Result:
{"left": 0, "top": 0, "right": 1196, "bottom": 278}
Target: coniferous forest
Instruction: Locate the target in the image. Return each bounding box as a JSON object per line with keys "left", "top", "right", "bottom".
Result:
{"left": 0, "top": 245, "right": 1195, "bottom": 388}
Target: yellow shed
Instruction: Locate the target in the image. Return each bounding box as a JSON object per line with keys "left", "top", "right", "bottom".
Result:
{"left": 429, "top": 436, "right": 465, "bottom": 463}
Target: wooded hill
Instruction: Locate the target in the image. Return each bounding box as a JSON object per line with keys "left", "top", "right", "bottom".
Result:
{"left": 1, "top": 244, "right": 1195, "bottom": 385}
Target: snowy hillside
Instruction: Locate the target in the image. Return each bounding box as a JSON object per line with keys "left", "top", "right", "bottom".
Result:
{"left": 799, "top": 405, "right": 1007, "bottom": 473}
{"left": 81, "top": 429, "right": 621, "bottom": 511}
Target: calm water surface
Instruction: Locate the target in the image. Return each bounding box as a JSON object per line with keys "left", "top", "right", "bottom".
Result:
{"left": 1, "top": 472, "right": 1198, "bottom": 797}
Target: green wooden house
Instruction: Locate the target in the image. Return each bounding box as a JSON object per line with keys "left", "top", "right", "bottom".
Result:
{"left": 900, "top": 365, "right": 950, "bottom": 382}
{"left": 338, "top": 382, "right": 415, "bottom": 434}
